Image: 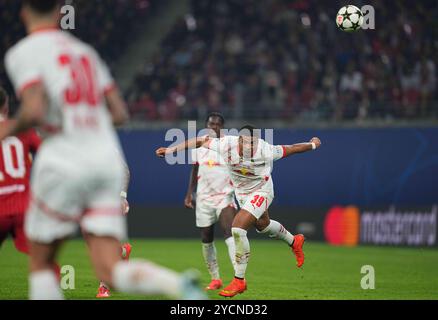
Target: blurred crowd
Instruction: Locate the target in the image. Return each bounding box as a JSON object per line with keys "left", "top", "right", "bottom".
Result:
{"left": 0, "top": 0, "right": 153, "bottom": 104}
{"left": 127, "top": 0, "right": 437, "bottom": 122}
{"left": 0, "top": 0, "right": 436, "bottom": 123}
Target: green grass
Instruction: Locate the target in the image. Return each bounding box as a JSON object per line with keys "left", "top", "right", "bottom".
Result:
{"left": 1, "top": 239, "right": 437, "bottom": 300}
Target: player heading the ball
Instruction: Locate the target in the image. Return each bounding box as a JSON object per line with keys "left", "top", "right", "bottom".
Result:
{"left": 156, "top": 125, "right": 321, "bottom": 297}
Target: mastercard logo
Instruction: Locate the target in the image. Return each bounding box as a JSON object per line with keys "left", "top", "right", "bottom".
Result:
{"left": 324, "top": 206, "right": 360, "bottom": 246}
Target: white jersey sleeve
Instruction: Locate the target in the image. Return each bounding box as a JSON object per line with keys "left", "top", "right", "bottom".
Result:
{"left": 93, "top": 50, "right": 116, "bottom": 94}
{"left": 5, "top": 45, "right": 42, "bottom": 96}
{"left": 262, "top": 141, "right": 285, "bottom": 161}
{"left": 205, "top": 135, "right": 236, "bottom": 155}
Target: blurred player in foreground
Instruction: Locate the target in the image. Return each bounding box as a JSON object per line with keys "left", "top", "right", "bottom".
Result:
{"left": 185, "top": 112, "right": 236, "bottom": 291}
{"left": 0, "top": 0, "right": 204, "bottom": 300}
{"left": 0, "top": 87, "right": 62, "bottom": 279}
{"left": 156, "top": 126, "right": 321, "bottom": 297}
{"left": 96, "top": 151, "right": 132, "bottom": 298}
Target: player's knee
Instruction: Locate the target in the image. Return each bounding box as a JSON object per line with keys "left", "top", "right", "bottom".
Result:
{"left": 30, "top": 255, "right": 55, "bottom": 272}
{"left": 222, "top": 227, "right": 232, "bottom": 239}
{"left": 200, "top": 227, "right": 214, "bottom": 243}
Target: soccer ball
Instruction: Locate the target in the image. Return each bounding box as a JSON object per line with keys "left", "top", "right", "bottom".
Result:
{"left": 336, "top": 5, "right": 364, "bottom": 32}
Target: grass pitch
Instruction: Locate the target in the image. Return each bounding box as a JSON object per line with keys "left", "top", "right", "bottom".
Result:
{"left": 0, "top": 239, "right": 437, "bottom": 300}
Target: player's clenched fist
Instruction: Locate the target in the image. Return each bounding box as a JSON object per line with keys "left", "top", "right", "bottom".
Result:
{"left": 184, "top": 193, "right": 195, "bottom": 209}
{"left": 310, "top": 137, "right": 321, "bottom": 149}
{"left": 155, "top": 147, "right": 168, "bottom": 158}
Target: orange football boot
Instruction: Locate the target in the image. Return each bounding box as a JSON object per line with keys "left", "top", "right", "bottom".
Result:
{"left": 96, "top": 284, "right": 110, "bottom": 298}
{"left": 205, "top": 279, "right": 223, "bottom": 290}
{"left": 219, "top": 278, "right": 247, "bottom": 297}
{"left": 121, "top": 243, "right": 132, "bottom": 260}
{"left": 291, "top": 234, "right": 305, "bottom": 268}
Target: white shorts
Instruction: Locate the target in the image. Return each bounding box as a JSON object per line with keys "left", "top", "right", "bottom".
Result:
{"left": 235, "top": 179, "right": 274, "bottom": 219}
{"left": 195, "top": 193, "right": 235, "bottom": 228}
{"left": 25, "top": 141, "right": 127, "bottom": 244}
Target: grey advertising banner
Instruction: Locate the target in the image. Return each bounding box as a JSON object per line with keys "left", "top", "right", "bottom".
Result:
{"left": 127, "top": 206, "right": 438, "bottom": 247}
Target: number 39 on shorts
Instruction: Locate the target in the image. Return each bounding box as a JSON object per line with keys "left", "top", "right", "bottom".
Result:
{"left": 250, "top": 195, "right": 266, "bottom": 208}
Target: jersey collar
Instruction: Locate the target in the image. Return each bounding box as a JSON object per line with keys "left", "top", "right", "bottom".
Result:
{"left": 30, "top": 26, "right": 59, "bottom": 35}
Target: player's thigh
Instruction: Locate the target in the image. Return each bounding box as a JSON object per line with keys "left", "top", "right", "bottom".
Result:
{"left": 218, "top": 205, "right": 236, "bottom": 237}
{"left": 232, "top": 209, "right": 257, "bottom": 230}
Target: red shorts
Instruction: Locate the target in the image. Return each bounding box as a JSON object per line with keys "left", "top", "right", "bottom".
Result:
{"left": 0, "top": 214, "right": 29, "bottom": 254}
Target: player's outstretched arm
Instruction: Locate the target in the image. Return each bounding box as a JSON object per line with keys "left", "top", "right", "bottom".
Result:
{"left": 155, "top": 136, "right": 210, "bottom": 158}
{"left": 0, "top": 83, "right": 47, "bottom": 141}
{"left": 282, "top": 137, "right": 321, "bottom": 158}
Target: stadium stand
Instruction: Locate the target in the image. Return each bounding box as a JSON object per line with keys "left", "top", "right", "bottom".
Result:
{"left": 126, "top": 0, "right": 437, "bottom": 122}
{"left": 0, "top": 0, "right": 436, "bottom": 122}
{"left": 0, "top": 0, "right": 154, "bottom": 103}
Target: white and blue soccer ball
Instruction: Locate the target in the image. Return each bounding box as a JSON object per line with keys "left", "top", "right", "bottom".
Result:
{"left": 336, "top": 5, "right": 364, "bottom": 32}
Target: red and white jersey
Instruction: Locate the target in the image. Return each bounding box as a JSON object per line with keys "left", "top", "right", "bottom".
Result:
{"left": 192, "top": 147, "right": 233, "bottom": 207}
{"left": 205, "top": 136, "right": 285, "bottom": 193}
{"left": 0, "top": 118, "right": 41, "bottom": 216}
{"left": 5, "top": 28, "right": 119, "bottom": 150}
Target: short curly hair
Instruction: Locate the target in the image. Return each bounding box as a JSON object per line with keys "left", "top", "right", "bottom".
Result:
{"left": 205, "top": 112, "right": 225, "bottom": 125}
{"left": 23, "top": 0, "right": 59, "bottom": 14}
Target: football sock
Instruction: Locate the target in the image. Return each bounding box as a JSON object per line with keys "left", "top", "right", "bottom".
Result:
{"left": 259, "top": 220, "right": 294, "bottom": 246}
{"left": 99, "top": 281, "right": 109, "bottom": 289}
{"left": 112, "top": 260, "right": 181, "bottom": 297}
{"left": 30, "top": 269, "right": 63, "bottom": 300}
{"left": 225, "top": 236, "right": 236, "bottom": 270}
{"left": 202, "top": 242, "right": 220, "bottom": 279}
{"left": 232, "top": 227, "right": 250, "bottom": 279}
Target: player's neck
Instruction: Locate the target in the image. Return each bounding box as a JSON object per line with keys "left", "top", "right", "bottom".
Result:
{"left": 27, "top": 20, "right": 59, "bottom": 35}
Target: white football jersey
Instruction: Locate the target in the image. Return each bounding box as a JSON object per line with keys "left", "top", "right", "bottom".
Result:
{"left": 192, "top": 147, "right": 233, "bottom": 207}
{"left": 205, "top": 135, "right": 285, "bottom": 193}
{"left": 5, "top": 28, "right": 119, "bottom": 149}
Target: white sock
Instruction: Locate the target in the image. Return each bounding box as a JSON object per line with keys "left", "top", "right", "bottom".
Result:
{"left": 99, "top": 281, "right": 109, "bottom": 289}
{"left": 30, "top": 270, "right": 63, "bottom": 300}
{"left": 232, "top": 227, "right": 250, "bottom": 279}
{"left": 259, "top": 220, "right": 294, "bottom": 246}
{"left": 112, "top": 260, "right": 181, "bottom": 297}
{"left": 202, "top": 242, "right": 220, "bottom": 279}
{"left": 225, "top": 236, "right": 236, "bottom": 271}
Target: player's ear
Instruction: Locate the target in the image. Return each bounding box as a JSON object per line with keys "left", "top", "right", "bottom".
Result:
{"left": 20, "top": 5, "right": 30, "bottom": 25}
{"left": 53, "top": 4, "right": 62, "bottom": 21}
